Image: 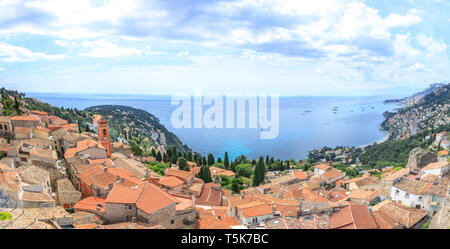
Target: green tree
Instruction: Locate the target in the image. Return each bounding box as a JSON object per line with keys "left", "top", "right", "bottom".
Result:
{"left": 151, "top": 148, "right": 156, "bottom": 157}
{"left": 231, "top": 179, "right": 241, "bottom": 194}
{"left": 224, "top": 152, "right": 230, "bottom": 169}
{"left": 217, "top": 157, "right": 222, "bottom": 163}
{"left": 178, "top": 157, "right": 189, "bottom": 171}
{"left": 207, "top": 153, "right": 215, "bottom": 166}
{"left": 132, "top": 145, "right": 143, "bottom": 157}
{"left": 253, "top": 157, "right": 266, "bottom": 187}
{"left": 200, "top": 165, "right": 212, "bottom": 183}
{"left": 156, "top": 151, "right": 162, "bottom": 162}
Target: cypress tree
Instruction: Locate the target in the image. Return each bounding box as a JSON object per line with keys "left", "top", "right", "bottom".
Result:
{"left": 253, "top": 157, "right": 266, "bottom": 187}
{"left": 207, "top": 153, "right": 215, "bottom": 166}
{"left": 224, "top": 152, "right": 230, "bottom": 169}
{"left": 156, "top": 151, "right": 162, "bottom": 162}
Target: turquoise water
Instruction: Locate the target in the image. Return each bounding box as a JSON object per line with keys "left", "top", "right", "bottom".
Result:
{"left": 26, "top": 92, "right": 400, "bottom": 160}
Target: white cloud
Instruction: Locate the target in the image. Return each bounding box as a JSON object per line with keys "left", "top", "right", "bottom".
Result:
{"left": 0, "top": 42, "right": 64, "bottom": 62}
{"left": 80, "top": 39, "right": 142, "bottom": 58}
{"left": 417, "top": 34, "right": 447, "bottom": 55}
{"left": 177, "top": 50, "right": 189, "bottom": 56}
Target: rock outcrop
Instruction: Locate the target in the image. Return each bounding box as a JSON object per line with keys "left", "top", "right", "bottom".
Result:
{"left": 406, "top": 148, "right": 438, "bottom": 170}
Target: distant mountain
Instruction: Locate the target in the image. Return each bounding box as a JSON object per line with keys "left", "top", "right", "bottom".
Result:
{"left": 384, "top": 83, "right": 448, "bottom": 106}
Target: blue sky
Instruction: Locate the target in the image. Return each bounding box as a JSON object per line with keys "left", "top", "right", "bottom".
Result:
{"left": 0, "top": 0, "right": 449, "bottom": 96}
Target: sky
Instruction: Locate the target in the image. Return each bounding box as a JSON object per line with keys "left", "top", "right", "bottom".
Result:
{"left": 0, "top": 0, "right": 449, "bottom": 96}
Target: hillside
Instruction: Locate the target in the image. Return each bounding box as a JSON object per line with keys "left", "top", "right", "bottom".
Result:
{"left": 384, "top": 83, "right": 448, "bottom": 106}
{"left": 381, "top": 83, "right": 450, "bottom": 141}
{"left": 85, "top": 105, "right": 190, "bottom": 153}
{"left": 0, "top": 87, "right": 191, "bottom": 154}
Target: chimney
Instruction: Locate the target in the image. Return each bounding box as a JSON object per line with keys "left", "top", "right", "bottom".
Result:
{"left": 104, "top": 167, "right": 108, "bottom": 172}
{"left": 132, "top": 184, "right": 138, "bottom": 190}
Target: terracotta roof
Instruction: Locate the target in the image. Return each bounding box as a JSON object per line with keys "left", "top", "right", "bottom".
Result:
{"left": 283, "top": 189, "right": 303, "bottom": 200}
{"left": 196, "top": 183, "right": 223, "bottom": 206}
{"left": 323, "top": 167, "right": 344, "bottom": 180}
{"left": 18, "top": 165, "right": 49, "bottom": 184}
{"left": 315, "top": 164, "right": 331, "bottom": 171}
{"left": 136, "top": 183, "right": 177, "bottom": 214}
{"left": 210, "top": 167, "right": 236, "bottom": 178}
{"left": 292, "top": 171, "right": 308, "bottom": 180}
{"left": 301, "top": 188, "right": 328, "bottom": 202}
{"left": 382, "top": 168, "right": 410, "bottom": 181}
{"left": 106, "top": 182, "right": 177, "bottom": 215}
{"left": 165, "top": 168, "right": 194, "bottom": 181}
{"left": 57, "top": 178, "right": 82, "bottom": 204}
{"left": 424, "top": 175, "right": 449, "bottom": 197}
{"left": 236, "top": 202, "right": 273, "bottom": 218}
{"left": 73, "top": 196, "right": 107, "bottom": 213}
{"left": 88, "top": 158, "right": 114, "bottom": 167}
{"left": 190, "top": 166, "right": 201, "bottom": 175}
{"left": 371, "top": 199, "right": 427, "bottom": 228}
{"left": 422, "top": 161, "right": 449, "bottom": 170}
{"left": 11, "top": 115, "right": 40, "bottom": 121}
{"left": 21, "top": 191, "right": 55, "bottom": 203}
{"left": 64, "top": 139, "right": 106, "bottom": 159}
{"left": 197, "top": 210, "right": 241, "bottom": 229}
{"left": 393, "top": 178, "right": 431, "bottom": 195}
{"left": 372, "top": 211, "right": 401, "bottom": 229}
{"left": 159, "top": 175, "right": 185, "bottom": 188}
{"left": 329, "top": 205, "right": 377, "bottom": 229}
{"left": 348, "top": 189, "right": 379, "bottom": 202}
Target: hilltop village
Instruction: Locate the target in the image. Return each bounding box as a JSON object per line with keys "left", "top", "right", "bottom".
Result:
{"left": 0, "top": 87, "right": 449, "bottom": 229}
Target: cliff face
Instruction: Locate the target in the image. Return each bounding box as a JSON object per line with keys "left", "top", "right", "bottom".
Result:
{"left": 406, "top": 148, "right": 437, "bottom": 170}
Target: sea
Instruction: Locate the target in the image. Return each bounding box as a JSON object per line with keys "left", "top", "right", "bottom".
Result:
{"left": 26, "top": 92, "right": 401, "bottom": 161}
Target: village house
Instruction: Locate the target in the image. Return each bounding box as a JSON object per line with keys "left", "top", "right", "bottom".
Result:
{"left": 314, "top": 164, "right": 346, "bottom": 185}
{"left": 348, "top": 189, "right": 379, "bottom": 206}
{"left": 391, "top": 178, "right": 431, "bottom": 209}
{"left": 104, "top": 182, "right": 196, "bottom": 228}
{"left": 196, "top": 207, "right": 241, "bottom": 229}
{"left": 10, "top": 115, "right": 40, "bottom": 130}
{"left": 77, "top": 165, "right": 143, "bottom": 198}
{"left": 64, "top": 139, "right": 107, "bottom": 160}
{"left": 14, "top": 127, "right": 35, "bottom": 140}
{"left": 422, "top": 174, "right": 449, "bottom": 212}
{"left": 0, "top": 116, "right": 13, "bottom": 139}
{"left": 158, "top": 168, "right": 195, "bottom": 195}
{"left": 0, "top": 166, "right": 55, "bottom": 208}
{"left": 73, "top": 196, "right": 107, "bottom": 220}
{"left": 379, "top": 168, "right": 411, "bottom": 198}
{"left": 269, "top": 174, "right": 302, "bottom": 186}
{"left": 421, "top": 161, "right": 449, "bottom": 178}
{"left": 209, "top": 166, "right": 236, "bottom": 179}
{"left": 291, "top": 170, "right": 310, "bottom": 182}
{"left": 371, "top": 199, "right": 428, "bottom": 229}
{"left": 235, "top": 202, "right": 274, "bottom": 226}
{"left": 342, "top": 175, "right": 380, "bottom": 191}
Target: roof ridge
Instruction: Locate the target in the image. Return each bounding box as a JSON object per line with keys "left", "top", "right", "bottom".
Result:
{"left": 348, "top": 205, "right": 356, "bottom": 229}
